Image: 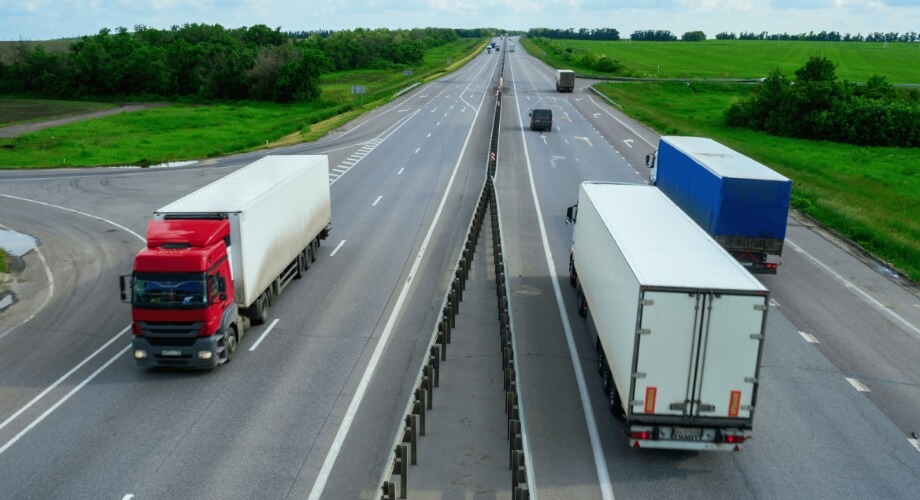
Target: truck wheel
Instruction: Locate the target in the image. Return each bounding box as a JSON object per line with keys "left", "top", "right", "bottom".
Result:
{"left": 577, "top": 292, "right": 588, "bottom": 318}
{"left": 569, "top": 260, "right": 577, "bottom": 287}
{"left": 311, "top": 240, "right": 319, "bottom": 261}
{"left": 249, "top": 293, "right": 268, "bottom": 325}
{"left": 223, "top": 326, "right": 238, "bottom": 363}
{"left": 306, "top": 245, "right": 313, "bottom": 269}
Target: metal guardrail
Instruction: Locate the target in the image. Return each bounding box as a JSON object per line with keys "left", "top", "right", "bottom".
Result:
{"left": 378, "top": 48, "right": 530, "bottom": 499}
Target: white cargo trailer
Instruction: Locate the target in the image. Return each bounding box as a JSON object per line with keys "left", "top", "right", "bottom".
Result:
{"left": 154, "top": 155, "right": 332, "bottom": 310}
{"left": 566, "top": 182, "right": 769, "bottom": 450}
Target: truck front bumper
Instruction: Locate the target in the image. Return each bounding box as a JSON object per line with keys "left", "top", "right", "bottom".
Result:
{"left": 132, "top": 335, "right": 221, "bottom": 369}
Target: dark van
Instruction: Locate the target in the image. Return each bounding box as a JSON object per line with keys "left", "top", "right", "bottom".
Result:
{"left": 529, "top": 109, "right": 552, "bottom": 131}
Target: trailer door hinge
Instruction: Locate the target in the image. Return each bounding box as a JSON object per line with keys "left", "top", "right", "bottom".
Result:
{"left": 630, "top": 400, "right": 643, "bottom": 407}
{"left": 699, "top": 404, "right": 716, "bottom": 412}
{"left": 637, "top": 328, "right": 651, "bottom": 335}
{"left": 742, "top": 405, "right": 754, "bottom": 411}
{"left": 750, "top": 334, "right": 764, "bottom": 341}
{"left": 745, "top": 377, "right": 758, "bottom": 384}
{"left": 754, "top": 304, "right": 768, "bottom": 311}
{"left": 669, "top": 402, "right": 687, "bottom": 411}
{"left": 632, "top": 372, "right": 646, "bottom": 379}
{"left": 640, "top": 299, "right": 654, "bottom": 306}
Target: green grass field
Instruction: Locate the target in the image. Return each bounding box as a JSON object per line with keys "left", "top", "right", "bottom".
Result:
{"left": 0, "top": 249, "right": 7, "bottom": 273}
{"left": 0, "top": 38, "right": 484, "bottom": 168}
{"left": 523, "top": 38, "right": 920, "bottom": 82}
{"left": 592, "top": 80, "right": 920, "bottom": 281}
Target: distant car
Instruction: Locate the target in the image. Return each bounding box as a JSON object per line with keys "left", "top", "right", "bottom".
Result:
{"left": 529, "top": 109, "right": 552, "bottom": 131}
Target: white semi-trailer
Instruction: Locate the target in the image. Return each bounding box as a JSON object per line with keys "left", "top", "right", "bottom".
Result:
{"left": 566, "top": 182, "right": 769, "bottom": 450}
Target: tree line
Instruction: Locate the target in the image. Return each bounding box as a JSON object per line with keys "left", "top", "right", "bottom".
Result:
{"left": 526, "top": 28, "right": 621, "bottom": 41}
{"left": 725, "top": 57, "right": 920, "bottom": 147}
{"left": 0, "top": 24, "right": 464, "bottom": 102}
{"left": 717, "top": 31, "right": 919, "bottom": 42}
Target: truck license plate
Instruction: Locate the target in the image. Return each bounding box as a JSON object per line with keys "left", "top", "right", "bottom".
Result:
{"left": 673, "top": 427, "right": 703, "bottom": 440}
{"left": 161, "top": 349, "right": 182, "bottom": 357}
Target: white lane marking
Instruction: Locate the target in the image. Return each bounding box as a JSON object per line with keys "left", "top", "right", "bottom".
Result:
{"left": 787, "top": 240, "right": 920, "bottom": 342}
{"left": 623, "top": 139, "right": 634, "bottom": 148}
{"left": 0, "top": 344, "right": 131, "bottom": 456}
{"left": 909, "top": 438, "right": 920, "bottom": 453}
{"left": 249, "top": 318, "right": 279, "bottom": 352}
{"left": 397, "top": 168, "right": 405, "bottom": 175}
{"left": 329, "top": 240, "right": 346, "bottom": 257}
{"left": 0, "top": 326, "right": 130, "bottom": 435}
{"left": 414, "top": 147, "right": 421, "bottom": 154}
{"left": 123, "top": 495, "right": 134, "bottom": 500}
{"left": 427, "top": 133, "right": 432, "bottom": 138}
{"left": 585, "top": 92, "right": 656, "bottom": 148}
{"left": 509, "top": 57, "right": 612, "bottom": 500}
{"left": 311, "top": 58, "right": 491, "bottom": 500}
{"left": 436, "top": 122, "right": 441, "bottom": 126}
{"left": 798, "top": 331, "right": 820, "bottom": 344}
{"left": 0, "top": 194, "right": 144, "bottom": 241}
{"left": 372, "top": 195, "right": 383, "bottom": 207}
{"left": 846, "top": 377, "right": 871, "bottom": 393}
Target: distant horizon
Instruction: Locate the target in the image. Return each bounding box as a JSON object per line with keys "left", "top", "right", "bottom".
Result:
{"left": 1, "top": 1, "right": 918, "bottom": 42}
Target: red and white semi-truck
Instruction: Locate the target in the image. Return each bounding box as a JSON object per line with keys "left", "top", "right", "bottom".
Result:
{"left": 120, "top": 155, "right": 331, "bottom": 368}
{"left": 566, "top": 182, "right": 769, "bottom": 450}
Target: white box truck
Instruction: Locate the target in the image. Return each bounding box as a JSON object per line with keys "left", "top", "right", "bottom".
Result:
{"left": 555, "top": 69, "right": 575, "bottom": 92}
{"left": 122, "top": 155, "right": 332, "bottom": 368}
{"left": 566, "top": 182, "right": 769, "bottom": 450}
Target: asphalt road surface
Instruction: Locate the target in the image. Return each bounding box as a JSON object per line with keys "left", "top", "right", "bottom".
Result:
{"left": 1, "top": 38, "right": 919, "bottom": 499}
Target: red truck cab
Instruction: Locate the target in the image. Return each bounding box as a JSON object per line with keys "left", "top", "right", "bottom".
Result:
{"left": 122, "top": 217, "right": 241, "bottom": 368}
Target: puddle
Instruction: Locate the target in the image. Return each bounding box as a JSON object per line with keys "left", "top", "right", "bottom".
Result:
{"left": 874, "top": 263, "right": 900, "bottom": 280}
{"left": 0, "top": 229, "right": 38, "bottom": 257}
{"left": 0, "top": 294, "right": 12, "bottom": 311}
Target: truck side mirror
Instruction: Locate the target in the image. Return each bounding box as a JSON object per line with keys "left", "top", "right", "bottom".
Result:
{"left": 119, "top": 275, "right": 132, "bottom": 303}
{"left": 645, "top": 154, "right": 652, "bottom": 167}
{"left": 565, "top": 204, "right": 578, "bottom": 224}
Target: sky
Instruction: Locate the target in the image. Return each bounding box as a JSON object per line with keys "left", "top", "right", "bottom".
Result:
{"left": 1, "top": 0, "right": 919, "bottom": 41}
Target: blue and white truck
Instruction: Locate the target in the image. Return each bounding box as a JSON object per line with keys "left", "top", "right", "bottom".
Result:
{"left": 647, "top": 136, "right": 792, "bottom": 274}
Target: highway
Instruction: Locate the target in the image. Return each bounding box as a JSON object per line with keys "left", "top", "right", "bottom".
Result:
{"left": 0, "top": 37, "right": 919, "bottom": 499}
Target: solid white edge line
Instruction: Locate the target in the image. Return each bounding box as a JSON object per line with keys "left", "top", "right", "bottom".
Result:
{"left": 0, "top": 326, "right": 131, "bottom": 434}
{"left": 309, "top": 61, "right": 490, "bottom": 500}
{"left": 510, "top": 56, "right": 615, "bottom": 500}
{"left": 248, "top": 318, "right": 280, "bottom": 352}
{"left": 0, "top": 344, "right": 131, "bottom": 456}
{"left": 909, "top": 438, "right": 920, "bottom": 453}
{"left": 329, "top": 240, "right": 346, "bottom": 257}
{"left": 797, "top": 331, "right": 820, "bottom": 344}
{"left": 845, "top": 377, "right": 871, "bottom": 393}
{"left": 786, "top": 240, "right": 920, "bottom": 342}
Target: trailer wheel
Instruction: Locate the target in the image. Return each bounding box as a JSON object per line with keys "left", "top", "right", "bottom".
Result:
{"left": 311, "top": 239, "right": 319, "bottom": 261}
{"left": 601, "top": 357, "right": 611, "bottom": 396}
{"left": 577, "top": 291, "right": 588, "bottom": 318}
{"left": 569, "top": 259, "right": 577, "bottom": 287}
{"left": 306, "top": 245, "right": 314, "bottom": 269}
{"left": 609, "top": 382, "right": 625, "bottom": 420}
{"left": 294, "top": 253, "right": 306, "bottom": 279}
{"left": 223, "top": 326, "right": 238, "bottom": 363}
{"left": 596, "top": 339, "right": 604, "bottom": 375}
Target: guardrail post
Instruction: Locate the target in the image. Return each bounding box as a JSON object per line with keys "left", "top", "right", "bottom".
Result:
{"left": 437, "top": 323, "right": 447, "bottom": 359}
{"left": 429, "top": 346, "right": 441, "bottom": 385}
{"left": 422, "top": 365, "right": 434, "bottom": 407}
{"left": 381, "top": 481, "right": 396, "bottom": 500}
{"left": 395, "top": 444, "right": 407, "bottom": 499}
{"left": 414, "top": 388, "right": 426, "bottom": 436}
{"left": 404, "top": 414, "right": 418, "bottom": 465}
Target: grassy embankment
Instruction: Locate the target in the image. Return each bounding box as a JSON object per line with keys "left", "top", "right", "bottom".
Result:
{"left": 521, "top": 38, "right": 920, "bottom": 282}
{"left": 0, "top": 249, "right": 7, "bottom": 273}
{"left": 0, "top": 37, "right": 485, "bottom": 168}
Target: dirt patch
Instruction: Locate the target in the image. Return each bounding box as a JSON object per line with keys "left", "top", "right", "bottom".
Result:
{"left": 0, "top": 102, "right": 168, "bottom": 138}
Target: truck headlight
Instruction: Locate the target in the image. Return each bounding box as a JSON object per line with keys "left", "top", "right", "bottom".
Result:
{"left": 198, "top": 351, "right": 213, "bottom": 360}
{"left": 133, "top": 350, "right": 147, "bottom": 360}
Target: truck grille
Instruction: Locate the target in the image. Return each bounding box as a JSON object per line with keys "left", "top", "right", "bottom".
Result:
{"left": 138, "top": 321, "right": 203, "bottom": 347}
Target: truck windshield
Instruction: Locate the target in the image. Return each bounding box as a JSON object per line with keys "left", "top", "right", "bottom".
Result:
{"left": 133, "top": 272, "right": 208, "bottom": 309}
